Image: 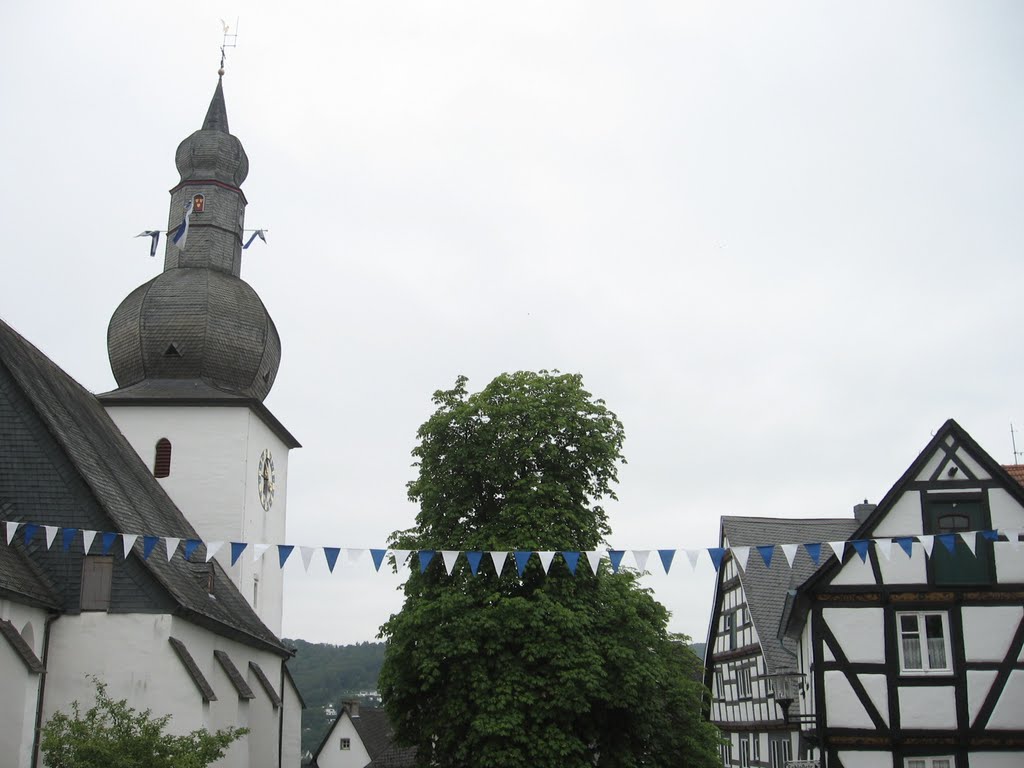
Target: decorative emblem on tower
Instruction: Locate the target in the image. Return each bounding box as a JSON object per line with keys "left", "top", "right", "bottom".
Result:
{"left": 192, "top": 193, "right": 205, "bottom": 213}
{"left": 258, "top": 449, "right": 276, "bottom": 511}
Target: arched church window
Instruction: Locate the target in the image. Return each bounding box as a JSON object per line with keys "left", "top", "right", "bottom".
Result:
{"left": 154, "top": 438, "right": 172, "bottom": 478}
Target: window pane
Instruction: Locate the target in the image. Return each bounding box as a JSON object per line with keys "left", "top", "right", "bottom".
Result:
{"left": 932, "top": 761, "right": 951, "bottom": 768}
{"left": 901, "top": 614, "right": 919, "bottom": 634}
{"left": 902, "top": 634, "right": 923, "bottom": 669}
{"left": 906, "top": 761, "right": 925, "bottom": 768}
{"left": 925, "top": 615, "right": 948, "bottom": 669}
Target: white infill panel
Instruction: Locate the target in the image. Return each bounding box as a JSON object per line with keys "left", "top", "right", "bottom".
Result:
{"left": 823, "top": 643, "right": 835, "bottom": 663}
{"left": 877, "top": 545, "right": 927, "bottom": 584}
{"left": 830, "top": 554, "right": 874, "bottom": 586}
{"left": 988, "top": 670, "right": 1024, "bottom": 730}
{"left": 824, "top": 670, "right": 874, "bottom": 729}
{"left": 873, "top": 492, "right": 922, "bottom": 537}
{"left": 838, "top": 751, "right": 894, "bottom": 768}
{"left": 967, "top": 670, "right": 999, "bottom": 727}
{"left": 995, "top": 543, "right": 1024, "bottom": 583}
{"left": 915, "top": 448, "right": 945, "bottom": 482}
{"left": 988, "top": 488, "right": 1024, "bottom": 530}
{"left": 954, "top": 445, "right": 991, "bottom": 479}
{"left": 823, "top": 608, "right": 884, "bottom": 663}
{"left": 899, "top": 685, "right": 956, "bottom": 729}
{"left": 968, "top": 754, "right": 1024, "bottom": 768}
{"left": 962, "top": 606, "right": 1022, "bottom": 661}
{"left": 858, "top": 674, "right": 889, "bottom": 726}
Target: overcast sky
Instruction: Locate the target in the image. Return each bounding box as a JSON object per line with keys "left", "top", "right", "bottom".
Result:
{"left": 2, "top": 2, "right": 1023, "bottom": 646}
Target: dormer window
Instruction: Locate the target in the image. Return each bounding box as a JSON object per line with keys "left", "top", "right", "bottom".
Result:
{"left": 154, "top": 438, "right": 172, "bottom": 478}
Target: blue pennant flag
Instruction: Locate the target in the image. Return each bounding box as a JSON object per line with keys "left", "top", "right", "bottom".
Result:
{"left": 756, "top": 545, "right": 775, "bottom": 568}
{"left": 608, "top": 550, "right": 625, "bottom": 573}
{"left": 323, "top": 547, "right": 341, "bottom": 572}
{"left": 804, "top": 542, "right": 822, "bottom": 565}
{"left": 419, "top": 550, "right": 435, "bottom": 573}
{"left": 230, "top": 542, "right": 247, "bottom": 566}
{"left": 980, "top": 529, "right": 999, "bottom": 541}
{"left": 184, "top": 539, "right": 201, "bottom": 561}
{"left": 61, "top": 528, "right": 78, "bottom": 552}
{"left": 658, "top": 549, "right": 676, "bottom": 573}
{"left": 278, "top": 545, "right": 294, "bottom": 568}
{"left": 514, "top": 551, "right": 532, "bottom": 577}
{"left": 23, "top": 523, "right": 39, "bottom": 546}
{"left": 135, "top": 230, "right": 160, "bottom": 256}
{"left": 465, "top": 551, "right": 484, "bottom": 576}
{"left": 102, "top": 532, "right": 119, "bottom": 556}
{"left": 243, "top": 230, "right": 267, "bottom": 249}
{"left": 851, "top": 540, "right": 870, "bottom": 562}
{"left": 895, "top": 537, "right": 914, "bottom": 557}
{"left": 371, "top": 549, "right": 388, "bottom": 572}
{"left": 708, "top": 548, "right": 727, "bottom": 571}
{"left": 561, "top": 551, "right": 580, "bottom": 575}
{"left": 937, "top": 534, "right": 957, "bottom": 553}
{"left": 143, "top": 536, "right": 160, "bottom": 560}
{"left": 171, "top": 200, "right": 194, "bottom": 249}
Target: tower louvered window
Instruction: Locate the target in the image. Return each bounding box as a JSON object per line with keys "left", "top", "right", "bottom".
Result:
{"left": 154, "top": 438, "right": 172, "bottom": 478}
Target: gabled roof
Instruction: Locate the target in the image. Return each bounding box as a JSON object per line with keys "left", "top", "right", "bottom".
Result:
{"left": 719, "top": 516, "right": 858, "bottom": 673}
{"left": 312, "top": 706, "right": 415, "bottom": 768}
{"left": 0, "top": 538, "right": 61, "bottom": 609}
{"left": 0, "top": 317, "right": 287, "bottom": 655}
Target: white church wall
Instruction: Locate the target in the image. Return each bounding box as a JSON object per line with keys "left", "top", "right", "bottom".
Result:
{"left": 0, "top": 627, "right": 43, "bottom": 768}
{"left": 282, "top": 671, "right": 303, "bottom": 768}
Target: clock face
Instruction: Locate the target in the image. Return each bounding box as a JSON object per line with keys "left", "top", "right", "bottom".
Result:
{"left": 257, "top": 449, "right": 275, "bottom": 511}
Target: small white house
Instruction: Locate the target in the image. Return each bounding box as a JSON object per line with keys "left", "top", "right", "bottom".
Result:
{"left": 312, "top": 702, "right": 415, "bottom": 768}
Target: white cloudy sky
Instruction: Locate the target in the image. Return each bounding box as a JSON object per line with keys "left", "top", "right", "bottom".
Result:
{"left": 2, "top": 2, "right": 1023, "bottom": 645}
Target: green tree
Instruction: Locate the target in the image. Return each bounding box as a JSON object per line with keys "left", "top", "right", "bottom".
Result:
{"left": 40, "top": 677, "right": 247, "bottom": 768}
{"left": 379, "top": 371, "right": 721, "bottom": 768}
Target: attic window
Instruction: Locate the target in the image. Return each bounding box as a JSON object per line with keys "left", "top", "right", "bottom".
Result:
{"left": 163, "top": 343, "right": 182, "bottom": 357}
{"left": 80, "top": 556, "right": 113, "bottom": 611}
{"left": 154, "top": 438, "right": 172, "bottom": 478}
{"left": 340, "top": 738, "right": 351, "bottom": 751}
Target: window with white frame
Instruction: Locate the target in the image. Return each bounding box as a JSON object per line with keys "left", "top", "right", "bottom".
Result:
{"left": 897, "top": 612, "right": 951, "bottom": 674}
{"left": 751, "top": 734, "right": 761, "bottom": 762}
{"left": 905, "top": 758, "right": 953, "bottom": 768}
{"left": 721, "top": 742, "right": 732, "bottom": 766}
{"left": 739, "top": 739, "right": 750, "bottom": 768}
{"left": 769, "top": 735, "right": 791, "bottom": 768}
{"left": 715, "top": 670, "right": 725, "bottom": 699}
{"left": 724, "top": 612, "right": 737, "bottom": 649}
{"left": 737, "top": 666, "right": 752, "bottom": 698}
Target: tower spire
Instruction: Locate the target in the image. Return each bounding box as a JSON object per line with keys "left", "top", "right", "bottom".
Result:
{"left": 202, "top": 76, "right": 230, "bottom": 133}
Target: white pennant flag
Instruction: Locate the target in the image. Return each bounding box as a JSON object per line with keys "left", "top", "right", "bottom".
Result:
{"left": 488, "top": 551, "right": 508, "bottom": 576}
{"left": 5, "top": 521, "right": 19, "bottom": 545}
{"left": 731, "top": 546, "right": 750, "bottom": 571}
{"left": 632, "top": 550, "right": 651, "bottom": 573}
{"left": 84, "top": 530, "right": 99, "bottom": 555}
{"left": 1004, "top": 529, "right": 1021, "bottom": 551}
{"left": 918, "top": 535, "right": 935, "bottom": 558}
{"left": 441, "top": 550, "right": 460, "bottom": 575}
{"left": 959, "top": 531, "right": 977, "bottom": 556}
{"left": 686, "top": 549, "right": 702, "bottom": 570}
{"left": 585, "top": 550, "right": 603, "bottom": 574}
{"left": 828, "top": 541, "right": 846, "bottom": 561}
{"left": 392, "top": 549, "right": 412, "bottom": 568}
{"left": 205, "top": 541, "right": 224, "bottom": 562}
{"left": 300, "top": 546, "right": 316, "bottom": 572}
{"left": 44, "top": 525, "right": 59, "bottom": 549}
{"left": 781, "top": 543, "right": 799, "bottom": 567}
{"left": 875, "top": 538, "right": 893, "bottom": 561}
{"left": 253, "top": 543, "right": 271, "bottom": 562}
{"left": 537, "top": 551, "right": 557, "bottom": 573}
{"left": 122, "top": 534, "right": 138, "bottom": 559}
{"left": 346, "top": 548, "right": 366, "bottom": 564}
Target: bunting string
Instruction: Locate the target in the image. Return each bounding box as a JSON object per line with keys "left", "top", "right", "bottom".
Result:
{"left": 1, "top": 519, "right": 1020, "bottom": 577}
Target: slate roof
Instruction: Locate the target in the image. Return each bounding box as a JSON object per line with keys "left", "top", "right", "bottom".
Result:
{"left": 0, "top": 316, "right": 287, "bottom": 656}
{"left": 0, "top": 538, "right": 61, "bottom": 609}
{"left": 720, "top": 516, "right": 859, "bottom": 673}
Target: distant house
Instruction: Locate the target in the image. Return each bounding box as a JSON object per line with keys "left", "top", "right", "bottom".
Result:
{"left": 312, "top": 701, "right": 416, "bottom": 768}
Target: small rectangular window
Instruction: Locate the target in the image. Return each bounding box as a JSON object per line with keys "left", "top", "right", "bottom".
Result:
{"left": 898, "top": 612, "right": 951, "bottom": 674}
{"left": 751, "top": 735, "right": 760, "bottom": 761}
{"left": 724, "top": 612, "right": 737, "bottom": 649}
{"left": 340, "top": 737, "right": 351, "bottom": 750}
{"left": 906, "top": 759, "right": 953, "bottom": 768}
{"left": 80, "top": 556, "right": 113, "bottom": 611}
{"left": 715, "top": 670, "right": 725, "bottom": 699}
{"left": 769, "top": 736, "right": 791, "bottom": 768}
{"left": 737, "top": 666, "right": 752, "bottom": 698}
{"left": 739, "top": 739, "right": 750, "bottom": 768}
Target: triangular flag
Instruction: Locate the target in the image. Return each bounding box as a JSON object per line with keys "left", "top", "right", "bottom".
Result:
{"left": 514, "top": 551, "right": 532, "bottom": 577}
{"left": 781, "top": 543, "right": 799, "bottom": 567}
{"left": 418, "top": 550, "right": 435, "bottom": 573}
{"left": 585, "top": 550, "right": 603, "bottom": 574}
{"left": 278, "top": 545, "right": 294, "bottom": 568}
{"left": 464, "top": 551, "right": 483, "bottom": 575}
{"left": 608, "top": 550, "right": 625, "bottom": 573}
{"left": 205, "top": 541, "right": 224, "bottom": 562}
{"left": 143, "top": 535, "right": 159, "bottom": 560}
{"left": 62, "top": 528, "right": 78, "bottom": 552}
{"left": 756, "top": 545, "right": 775, "bottom": 568}
{"left": 371, "top": 549, "right": 388, "bottom": 572}
{"left": 708, "top": 548, "right": 726, "bottom": 571}
{"left": 686, "top": 549, "right": 701, "bottom": 570}
{"left": 658, "top": 549, "right": 675, "bottom": 573}
{"left": 230, "top": 542, "right": 247, "bottom": 566}
{"left": 937, "top": 533, "right": 957, "bottom": 554}
{"left": 122, "top": 534, "right": 138, "bottom": 559}
{"left": 489, "top": 551, "right": 509, "bottom": 576}
{"left": 980, "top": 529, "right": 1000, "bottom": 541}
{"left": 875, "top": 539, "right": 893, "bottom": 561}
{"left": 804, "top": 542, "right": 822, "bottom": 565}
{"left": 632, "top": 550, "right": 651, "bottom": 572}
{"left": 300, "top": 546, "right": 316, "bottom": 572}
{"left": 1004, "top": 529, "right": 1021, "bottom": 551}
{"left": 324, "top": 547, "right": 341, "bottom": 572}
{"left": 441, "top": 550, "right": 460, "bottom": 575}
{"left": 164, "top": 536, "right": 180, "bottom": 561}
{"left": 918, "top": 535, "right": 935, "bottom": 558}
{"left": 5, "top": 521, "right": 19, "bottom": 544}
{"left": 346, "top": 548, "right": 366, "bottom": 564}
{"left": 101, "top": 532, "right": 119, "bottom": 556}
{"left": 895, "top": 537, "right": 914, "bottom": 557}
{"left": 183, "top": 539, "right": 201, "bottom": 561}
{"left": 851, "top": 540, "right": 870, "bottom": 562}
{"left": 44, "top": 526, "right": 59, "bottom": 549}
{"left": 561, "top": 551, "right": 580, "bottom": 575}
{"left": 253, "top": 543, "right": 270, "bottom": 562}
{"left": 537, "top": 551, "right": 556, "bottom": 573}
{"left": 23, "top": 523, "right": 40, "bottom": 546}
{"left": 958, "top": 531, "right": 977, "bottom": 556}
{"left": 828, "top": 541, "right": 846, "bottom": 561}
{"left": 731, "top": 546, "right": 751, "bottom": 571}
{"left": 83, "top": 530, "right": 98, "bottom": 555}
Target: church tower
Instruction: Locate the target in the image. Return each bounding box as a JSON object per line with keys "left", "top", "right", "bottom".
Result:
{"left": 100, "top": 74, "right": 298, "bottom": 635}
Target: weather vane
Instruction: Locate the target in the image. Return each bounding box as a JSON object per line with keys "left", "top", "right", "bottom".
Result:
{"left": 219, "top": 18, "right": 239, "bottom": 75}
